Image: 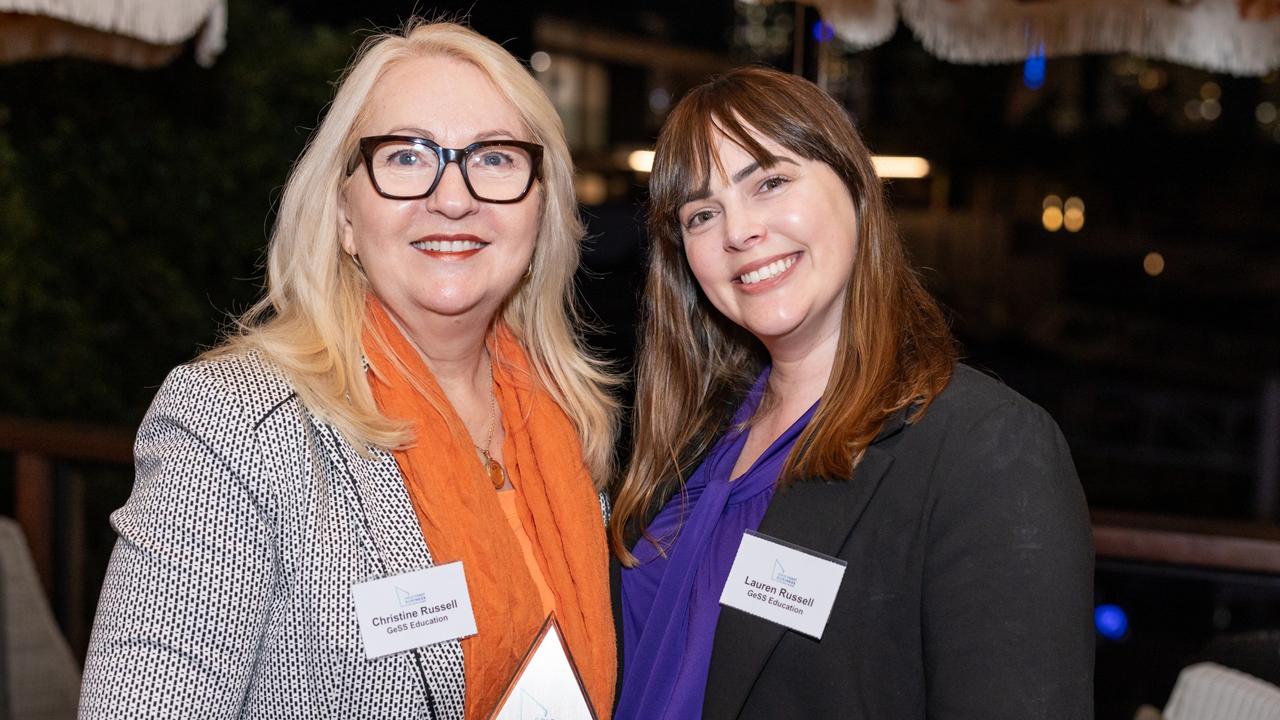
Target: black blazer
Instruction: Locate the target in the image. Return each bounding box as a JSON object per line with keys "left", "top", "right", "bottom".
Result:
{"left": 612, "top": 364, "right": 1094, "bottom": 719}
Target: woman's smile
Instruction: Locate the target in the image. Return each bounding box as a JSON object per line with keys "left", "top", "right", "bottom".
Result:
{"left": 411, "top": 233, "right": 487, "bottom": 259}
{"left": 732, "top": 251, "right": 802, "bottom": 292}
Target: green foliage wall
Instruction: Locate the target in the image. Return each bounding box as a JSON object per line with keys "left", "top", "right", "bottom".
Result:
{"left": 0, "top": 0, "right": 358, "bottom": 424}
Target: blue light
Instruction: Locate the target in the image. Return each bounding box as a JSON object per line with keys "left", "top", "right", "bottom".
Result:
{"left": 1023, "top": 42, "right": 1046, "bottom": 90}
{"left": 1094, "top": 604, "right": 1129, "bottom": 640}
{"left": 812, "top": 20, "right": 835, "bottom": 44}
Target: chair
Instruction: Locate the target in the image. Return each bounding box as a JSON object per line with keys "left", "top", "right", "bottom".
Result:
{"left": 1142, "top": 662, "right": 1280, "bottom": 720}
{"left": 0, "top": 516, "right": 78, "bottom": 720}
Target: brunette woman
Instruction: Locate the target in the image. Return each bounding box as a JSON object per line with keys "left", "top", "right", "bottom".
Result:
{"left": 610, "top": 66, "right": 1093, "bottom": 720}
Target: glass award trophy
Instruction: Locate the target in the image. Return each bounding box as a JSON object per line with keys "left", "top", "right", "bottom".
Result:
{"left": 487, "top": 613, "right": 597, "bottom": 720}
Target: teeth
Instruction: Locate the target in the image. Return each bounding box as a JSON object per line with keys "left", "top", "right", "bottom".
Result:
{"left": 738, "top": 256, "right": 796, "bottom": 285}
{"left": 413, "top": 239, "right": 485, "bottom": 252}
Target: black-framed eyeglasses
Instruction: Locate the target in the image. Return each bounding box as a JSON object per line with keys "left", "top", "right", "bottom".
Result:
{"left": 345, "top": 135, "right": 544, "bottom": 203}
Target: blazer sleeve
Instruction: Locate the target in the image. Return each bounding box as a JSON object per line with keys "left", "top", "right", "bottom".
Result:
{"left": 79, "top": 364, "right": 278, "bottom": 719}
{"left": 921, "top": 399, "right": 1095, "bottom": 720}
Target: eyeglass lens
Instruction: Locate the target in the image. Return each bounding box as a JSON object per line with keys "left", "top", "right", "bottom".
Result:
{"left": 369, "top": 140, "right": 534, "bottom": 201}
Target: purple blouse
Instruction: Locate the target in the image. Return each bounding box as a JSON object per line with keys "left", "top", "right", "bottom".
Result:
{"left": 616, "top": 371, "right": 818, "bottom": 720}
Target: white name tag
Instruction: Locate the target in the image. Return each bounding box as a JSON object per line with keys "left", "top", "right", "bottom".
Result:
{"left": 351, "top": 561, "right": 478, "bottom": 659}
{"left": 719, "top": 530, "right": 847, "bottom": 639}
{"left": 488, "top": 614, "right": 596, "bottom": 720}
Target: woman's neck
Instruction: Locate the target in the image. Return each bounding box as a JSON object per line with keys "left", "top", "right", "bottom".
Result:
{"left": 758, "top": 326, "right": 840, "bottom": 426}
{"left": 388, "top": 307, "right": 490, "bottom": 392}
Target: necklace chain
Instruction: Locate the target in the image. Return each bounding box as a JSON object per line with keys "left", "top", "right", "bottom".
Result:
{"left": 475, "top": 352, "right": 506, "bottom": 490}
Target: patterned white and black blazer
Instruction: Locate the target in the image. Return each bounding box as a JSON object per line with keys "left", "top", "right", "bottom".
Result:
{"left": 79, "top": 351, "right": 468, "bottom": 719}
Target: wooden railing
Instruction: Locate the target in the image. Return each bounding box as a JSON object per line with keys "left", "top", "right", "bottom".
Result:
{"left": 1092, "top": 509, "right": 1280, "bottom": 575}
{"left": 1, "top": 414, "right": 134, "bottom": 656}
{"left": 3, "top": 415, "right": 1280, "bottom": 657}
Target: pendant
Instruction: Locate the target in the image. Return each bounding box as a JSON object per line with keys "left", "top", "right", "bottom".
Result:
{"left": 484, "top": 456, "right": 507, "bottom": 490}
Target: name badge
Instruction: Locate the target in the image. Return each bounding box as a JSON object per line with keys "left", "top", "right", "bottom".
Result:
{"left": 352, "top": 561, "right": 478, "bottom": 659}
{"left": 719, "top": 530, "right": 847, "bottom": 639}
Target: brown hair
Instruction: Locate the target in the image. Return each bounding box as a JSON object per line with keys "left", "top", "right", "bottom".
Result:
{"left": 609, "top": 66, "right": 957, "bottom": 565}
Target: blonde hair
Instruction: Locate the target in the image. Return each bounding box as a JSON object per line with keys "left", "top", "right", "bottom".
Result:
{"left": 209, "top": 20, "right": 618, "bottom": 486}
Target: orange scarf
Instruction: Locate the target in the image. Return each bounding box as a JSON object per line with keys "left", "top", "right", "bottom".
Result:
{"left": 363, "top": 299, "right": 615, "bottom": 719}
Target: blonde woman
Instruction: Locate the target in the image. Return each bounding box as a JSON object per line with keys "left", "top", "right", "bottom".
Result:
{"left": 80, "top": 21, "right": 617, "bottom": 719}
{"left": 610, "top": 67, "right": 1093, "bottom": 719}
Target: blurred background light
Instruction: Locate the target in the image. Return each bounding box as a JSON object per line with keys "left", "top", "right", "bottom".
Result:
{"left": 573, "top": 172, "right": 607, "bottom": 206}
{"left": 627, "top": 149, "right": 655, "bottom": 173}
{"left": 1042, "top": 194, "right": 1064, "bottom": 232}
{"left": 1063, "top": 196, "right": 1085, "bottom": 232}
{"left": 1095, "top": 604, "right": 1130, "bottom": 640}
{"left": 811, "top": 20, "right": 834, "bottom": 44}
{"left": 648, "top": 87, "right": 671, "bottom": 113}
{"left": 1138, "top": 68, "right": 1164, "bottom": 91}
{"left": 1023, "top": 42, "right": 1046, "bottom": 91}
{"left": 1042, "top": 206, "right": 1064, "bottom": 232}
{"left": 1144, "top": 251, "right": 1166, "bottom": 276}
{"left": 871, "top": 155, "right": 930, "bottom": 179}
{"left": 529, "top": 50, "right": 551, "bottom": 73}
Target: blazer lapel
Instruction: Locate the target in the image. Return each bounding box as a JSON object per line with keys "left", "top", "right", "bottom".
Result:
{"left": 310, "top": 414, "right": 468, "bottom": 719}
{"left": 310, "top": 416, "right": 433, "bottom": 575}
{"left": 703, "top": 443, "right": 895, "bottom": 720}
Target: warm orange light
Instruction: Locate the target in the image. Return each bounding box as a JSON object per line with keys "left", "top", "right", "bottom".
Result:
{"left": 1138, "top": 69, "right": 1163, "bottom": 91}
{"left": 574, "top": 172, "right": 607, "bottom": 205}
{"left": 627, "top": 150, "right": 655, "bottom": 173}
{"left": 1061, "top": 196, "right": 1085, "bottom": 232}
{"left": 871, "top": 156, "right": 930, "bottom": 179}
{"left": 1042, "top": 206, "right": 1064, "bottom": 232}
{"left": 1143, "top": 252, "right": 1165, "bottom": 276}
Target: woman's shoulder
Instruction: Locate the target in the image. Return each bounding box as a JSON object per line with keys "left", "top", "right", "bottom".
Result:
{"left": 898, "top": 362, "right": 1075, "bottom": 480}
{"left": 906, "top": 363, "right": 1079, "bottom": 501}
{"left": 920, "top": 363, "right": 1054, "bottom": 434}
{"left": 151, "top": 348, "right": 301, "bottom": 430}
{"left": 899, "top": 365, "right": 1088, "bottom": 552}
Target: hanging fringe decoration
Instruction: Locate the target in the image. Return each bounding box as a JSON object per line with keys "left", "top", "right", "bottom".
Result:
{"left": 808, "top": 0, "right": 1280, "bottom": 76}
{"left": 0, "top": 0, "right": 226, "bottom": 68}
{"left": 806, "top": 0, "right": 899, "bottom": 49}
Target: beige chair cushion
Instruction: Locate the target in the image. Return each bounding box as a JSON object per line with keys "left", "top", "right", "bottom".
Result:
{"left": 1164, "top": 662, "right": 1280, "bottom": 720}
{"left": 0, "top": 516, "right": 79, "bottom": 720}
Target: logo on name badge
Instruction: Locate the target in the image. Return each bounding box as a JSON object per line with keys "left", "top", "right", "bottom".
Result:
{"left": 772, "top": 560, "right": 798, "bottom": 588}
{"left": 520, "top": 689, "right": 550, "bottom": 720}
{"left": 397, "top": 586, "right": 427, "bottom": 607}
